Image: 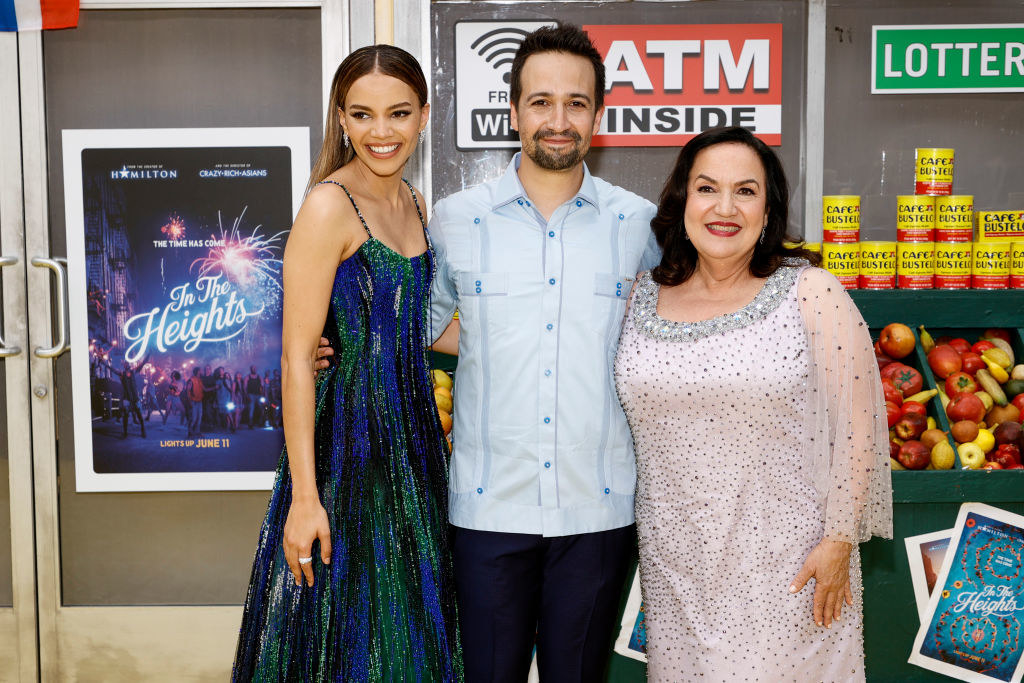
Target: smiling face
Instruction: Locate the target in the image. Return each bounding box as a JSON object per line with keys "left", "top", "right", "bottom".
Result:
{"left": 340, "top": 71, "right": 429, "bottom": 177}
{"left": 510, "top": 51, "right": 603, "bottom": 172}
{"left": 683, "top": 142, "right": 769, "bottom": 266}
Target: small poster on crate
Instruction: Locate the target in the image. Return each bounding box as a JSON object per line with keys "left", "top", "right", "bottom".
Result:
{"left": 909, "top": 503, "right": 1024, "bottom": 683}
{"left": 906, "top": 529, "right": 954, "bottom": 621}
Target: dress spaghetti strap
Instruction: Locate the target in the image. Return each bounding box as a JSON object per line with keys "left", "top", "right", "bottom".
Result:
{"left": 318, "top": 180, "right": 373, "bottom": 238}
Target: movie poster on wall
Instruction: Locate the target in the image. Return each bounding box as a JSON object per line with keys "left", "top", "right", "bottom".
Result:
{"left": 909, "top": 503, "right": 1024, "bottom": 683}
{"left": 63, "top": 128, "right": 309, "bottom": 492}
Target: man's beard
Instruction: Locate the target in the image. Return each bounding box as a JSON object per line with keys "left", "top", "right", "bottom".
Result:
{"left": 522, "top": 128, "right": 587, "bottom": 171}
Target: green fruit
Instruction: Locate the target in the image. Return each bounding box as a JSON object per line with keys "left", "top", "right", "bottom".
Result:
{"left": 1003, "top": 379, "right": 1024, "bottom": 399}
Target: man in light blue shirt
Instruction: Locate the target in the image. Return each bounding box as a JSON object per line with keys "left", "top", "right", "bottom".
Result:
{"left": 429, "top": 24, "right": 660, "bottom": 683}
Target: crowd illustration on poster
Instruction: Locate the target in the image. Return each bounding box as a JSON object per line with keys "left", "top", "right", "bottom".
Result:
{"left": 62, "top": 127, "right": 309, "bottom": 492}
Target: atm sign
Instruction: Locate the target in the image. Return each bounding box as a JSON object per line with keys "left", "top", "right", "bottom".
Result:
{"left": 585, "top": 23, "right": 783, "bottom": 147}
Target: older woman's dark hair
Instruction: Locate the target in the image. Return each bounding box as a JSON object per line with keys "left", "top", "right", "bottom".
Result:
{"left": 651, "top": 127, "right": 821, "bottom": 286}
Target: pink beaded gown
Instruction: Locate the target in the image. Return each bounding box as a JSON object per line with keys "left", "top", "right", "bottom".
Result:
{"left": 614, "top": 263, "right": 892, "bottom": 682}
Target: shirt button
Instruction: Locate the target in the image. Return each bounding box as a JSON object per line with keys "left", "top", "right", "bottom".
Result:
{"left": 477, "top": 488, "right": 483, "bottom": 494}
{"left": 476, "top": 287, "right": 482, "bottom": 293}
{"left": 475, "top": 280, "right": 482, "bottom": 286}
{"left": 618, "top": 213, "right": 624, "bottom": 220}
{"left": 604, "top": 488, "right": 610, "bottom": 494}
{"left": 543, "top": 417, "right": 550, "bottom": 424}
{"left": 544, "top": 462, "right": 551, "bottom": 468}
{"left": 548, "top": 278, "right": 556, "bottom": 285}
{"left": 544, "top": 369, "right": 551, "bottom": 376}
{"left": 575, "top": 200, "right": 582, "bottom": 207}
{"left": 548, "top": 230, "right": 555, "bottom": 238}
{"left": 473, "top": 217, "right": 480, "bottom": 224}
{"left": 546, "top": 323, "right": 553, "bottom": 331}
{"left": 517, "top": 199, "right": 523, "bottom": 205}
{"left": 526, "top": 200, "right": 531, "bottom": 207}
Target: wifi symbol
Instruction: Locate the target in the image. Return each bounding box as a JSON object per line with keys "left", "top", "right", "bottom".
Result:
{"left": 471, "top": 27, "right": 532, "bottom": 84}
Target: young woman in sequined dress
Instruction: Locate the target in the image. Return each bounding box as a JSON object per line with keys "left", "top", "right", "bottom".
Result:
{"left": 233, "top": 45, "right": 462, "bottom": 681}
{"left": 614, "top": 127, "right": 893, "bottom": 681}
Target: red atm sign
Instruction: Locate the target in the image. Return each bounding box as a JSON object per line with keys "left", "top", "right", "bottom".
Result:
{"left": 584, "top": 24, "right": 783, "bottom": 147}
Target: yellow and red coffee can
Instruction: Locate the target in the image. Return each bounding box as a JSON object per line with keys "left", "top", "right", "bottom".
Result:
{"left": 971, "top": 241, "right": 1010, "bottom": 289}
{"left": 897, "top": 241, "right": 934, "bottom": 289}
{"left": 822, "top": 196, "right": 860, "bottom": 243}
{"left": 976, "top": 210, "right": 1024, "bottom": 243}
{"left": 858, "top": 241, "right": 896, "bottom": 289}
{"left": 822, "top": 242, "right": 859, "bottom": 289}
{"left": 896, "top": 195, "right": 935, "bottom": 242}
{"left": 935, "top": 195, "right": 973, "bottom": 242}
{"left": 1011, "top": 242, "right": 1024, "bottom": 288}
{"left": 934, "top": 242, "right": 973, "bottom": 289}
{"left": 915, "top": 148, "right": 954, "bottom": 195}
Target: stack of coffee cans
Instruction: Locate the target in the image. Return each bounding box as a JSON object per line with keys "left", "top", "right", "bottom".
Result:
{"left": 821, "top": 195, "right": 860, "bottom": 289}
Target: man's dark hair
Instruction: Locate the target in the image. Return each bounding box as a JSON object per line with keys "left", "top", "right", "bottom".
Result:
{"left": 509, "top": 23, "right": 605, "bottom": 110}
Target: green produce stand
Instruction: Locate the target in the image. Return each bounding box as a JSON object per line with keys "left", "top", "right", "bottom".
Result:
{"left": 431, "top": 289, "right": 1024, "bottom": 682}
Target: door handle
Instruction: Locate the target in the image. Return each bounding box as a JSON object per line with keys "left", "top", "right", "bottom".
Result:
{"left": 0, "top": 256, "right": 22, "bottom": 358}
{"left": 31, "top": 256, "right": 69, "bottom": 358}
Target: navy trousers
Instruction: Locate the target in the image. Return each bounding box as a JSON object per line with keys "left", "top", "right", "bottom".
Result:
{"left": 452, "top": 524, "right": 635, "bottom": 683}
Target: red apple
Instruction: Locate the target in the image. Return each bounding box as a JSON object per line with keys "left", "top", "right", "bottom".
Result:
{"left": 972, "top": 340, "right": 996, "bottom": 355}
{"left": 984, "top": 329, "right": 1012, "bottom": 344}
{"left": 894, "top": 413, "right": 928, "bottom": 440}
{"left": 947, "top": 338, "right": 971, "bottom": 354}
{"left": 945, "top": 371, "right": 978, "bottom": 396}
{"left": 901, "top": 401, "right": 927, "bottom": 417}
{"left": 961, "top": 352, "right": 986, "bottom": 375}
{"left": 994, "top": 422, "right": 1022, "bottom": 446}
{"left": 897, "top": 440, "right": 931, "bottom": 469}
{"left": 982, "top": 461, "right": 1003, "bottom": 470}
{"left": 889, "top": 440, "right": 901, "bottom": 459}
{"left": 946, "top": 393, "right": 986, "bottom": 423}
{"left": 990, "top": 444, "right": 1021, "bottom": 468}
{"left": 928, "top": 344, "right": 962, "bottom": 379}
{"left": 879, "top": 323, "right": 916, "bottom": 359}
{"left": 886, "top": 401, "right": 902, "bottom": 428}
{"left": 1012, "top": 393, "right": 1024, "bottom": 420}
{"left": 891, "top": 366, "right": 924, "bottom": 397}
{"left": 882, "top": 379, "right": 903, "bottom": 405}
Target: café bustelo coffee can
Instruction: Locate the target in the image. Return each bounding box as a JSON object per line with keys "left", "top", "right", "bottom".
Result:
{"left": 1011, "top": 242, "right": 1024, "bottom": 288}
{"left": 823, "top": 242, "right": 859, "bottom": 289}
{"left": 896, "top": 195, "right": 935, "bottom": 242}
{"left": 822, "top": 195, "right": 860, "bottom": 243}
{"left": 971, "top": 241, "right": 1010, "bottom": 289}
{"left": 858, "top": 241, "right": 896, "bottom": 289}
{"left": 935, "top": 195, "right": 973, "bottom": 242}
{"left": 897, "top": 241, "right": 934, "bottom": 289}
{"left": 915, "top": 148, "right": 954, "bottom": 195}
{"left": 933, "top": 242, "right": 972, "bottom": 289}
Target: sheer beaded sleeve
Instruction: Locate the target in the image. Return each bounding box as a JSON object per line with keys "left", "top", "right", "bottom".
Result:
{"left": 797, "top": 267, "right": 893, "bottom": 544}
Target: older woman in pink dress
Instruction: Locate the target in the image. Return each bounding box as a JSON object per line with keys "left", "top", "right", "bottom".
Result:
{"left": 614, "top": 127, "right": 893, "bottom": 681}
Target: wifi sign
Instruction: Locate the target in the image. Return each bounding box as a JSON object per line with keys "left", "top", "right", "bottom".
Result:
{"left": 455, "top": 21, "right": 554, "bottom": 149}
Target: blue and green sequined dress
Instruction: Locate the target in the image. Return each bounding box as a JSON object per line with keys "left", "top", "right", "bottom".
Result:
{"left": 233, "top": 181, "right": 462, "bottom": 682}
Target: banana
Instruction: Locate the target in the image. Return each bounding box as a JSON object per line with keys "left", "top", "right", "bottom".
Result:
{"left": 890, "top": 457, "right": 907, "bottom": 471}
{"left": 982, "top": 347, "right": 1013, "bottom": 371}
{"left": 938, "top": 388, "right": 950, "bottom": 410}
{"left": 903, "top": 388, "right": 939, "bottom": 404}
{"left": 976, "top": 369, "right": 1008, "bottom": 406}
{"left": 982, "top": 355, "right": 1010, "bottom": 383}
{"left": 985, "top": 337, "right": 1015, "bottom": 366}
{"left": 918, "top": 325, "right": 935, "bottom": 354}
{"left": 927, "top": 416, "right": 937, "bottom": 430}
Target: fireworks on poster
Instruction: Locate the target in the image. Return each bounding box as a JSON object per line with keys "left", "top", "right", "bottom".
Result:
{"left": 64, "top": 128, "right": 309, "bottom": 492}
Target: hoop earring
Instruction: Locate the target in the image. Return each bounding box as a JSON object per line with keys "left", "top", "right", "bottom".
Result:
{"left": 342, "top": 130, "right": 349, "bottom": 148}
{"left": 759, "top": 228, "right": 766, "bottom": 244}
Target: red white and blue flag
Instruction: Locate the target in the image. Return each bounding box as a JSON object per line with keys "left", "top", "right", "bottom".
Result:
{"left": 0, "top": 0, "right": 78, "bottom": 31}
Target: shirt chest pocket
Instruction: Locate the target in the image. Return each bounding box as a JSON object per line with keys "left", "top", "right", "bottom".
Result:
{"left": 590, "top": 272, "right": 632, "bottom": 337}
{"left": 457, "top": 271, "right": 509, "bottom": 327}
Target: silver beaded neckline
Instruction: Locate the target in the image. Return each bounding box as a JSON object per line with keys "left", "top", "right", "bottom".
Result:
{"left": 633, "top": 259, "right": 806, "bottom": 342}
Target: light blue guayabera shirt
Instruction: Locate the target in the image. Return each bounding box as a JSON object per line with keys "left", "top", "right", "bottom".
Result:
{"left": 429, "top": 153, "right": 660, "bottom": 537}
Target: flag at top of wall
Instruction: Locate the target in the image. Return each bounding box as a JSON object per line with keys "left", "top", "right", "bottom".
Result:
{"left": 1, "top": 0, "right": 79, "bottom": 31}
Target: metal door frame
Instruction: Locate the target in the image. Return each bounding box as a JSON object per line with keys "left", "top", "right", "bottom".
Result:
{"left": 11, "top": 2, "right": 370, "bottom": 678}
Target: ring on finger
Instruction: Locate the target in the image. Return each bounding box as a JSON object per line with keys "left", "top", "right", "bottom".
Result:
{"left": 298, "top": 556, "right": 312, "bottom": 564}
